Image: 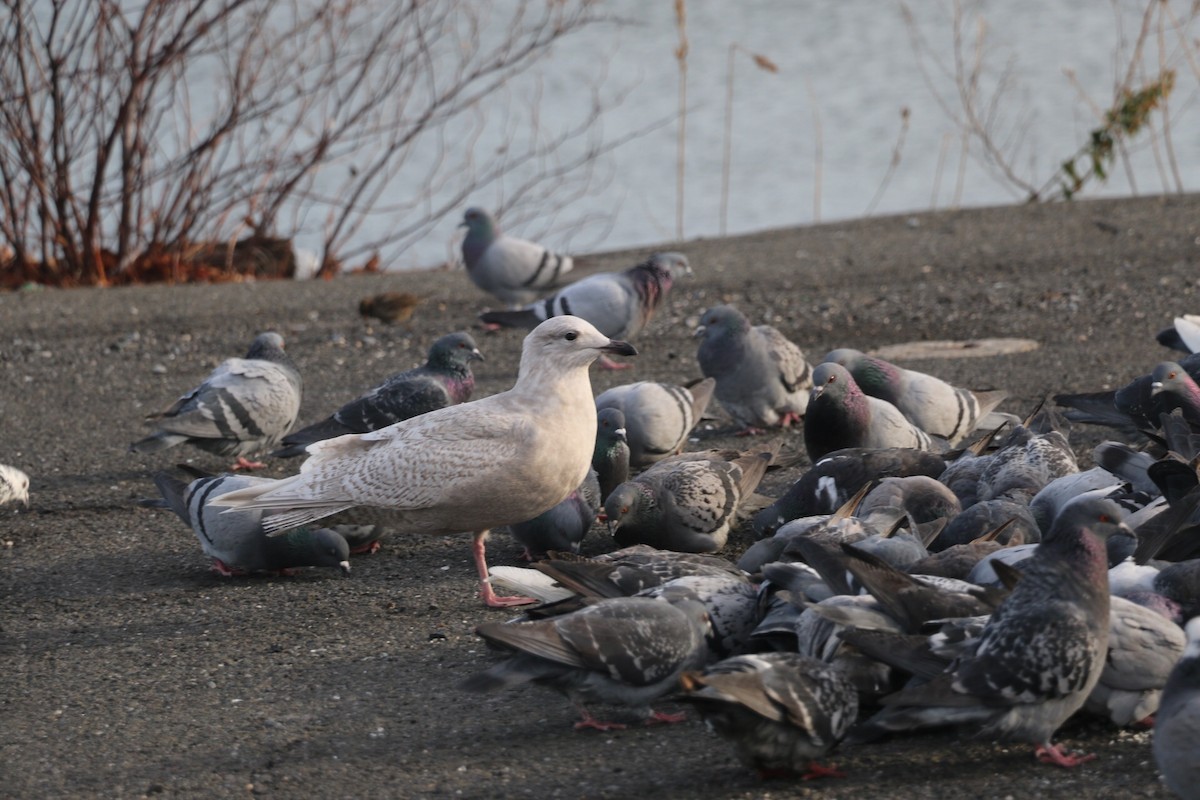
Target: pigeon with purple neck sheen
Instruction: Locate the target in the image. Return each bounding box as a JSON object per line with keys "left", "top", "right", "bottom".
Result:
{"left": 459, "top": 206, "right": 573, "bottom": 306}
{"left": 822, "top": 348, "right": 1011, "bottom": 445}
{"left": 0, "top": 464, "right": 30, "bottom": 507}
{"left": 207, "top": 316, "right": 637, "bottom": 608}
{"left": 804, "top": 362, "right": 937, "bottom": 462}
{"left": 694, "top": 304, "right": 812, "bottom": 433}
{"left": 460, "top": 595, "right": 711, "bottom": 730}
{"left": 849, "top": 495, "right": 1125, "bottom": 768}
{"left": 152, "top": 470, "right": 350, "bottom": 576}
{"left": 130, "top": 332, "right": 302, "bottom": 470}
{"left": 272, "top": 332, "right": 483, "bottom": 458}
{"left": 478, "top": 253, "right": 690, "bottom": 368}
{"left": 1054, "top": 353, "right": 1200, "bottom": 433}
{"left": 679, "top": 652, "right": 859, "bottom": 780}
{"left": 594, "top": 378, "right": 714, "bottom": 467}
{"left": 1154, "top": 616, "right": 1200, "bottom": 798}
{"left": 604, "top": 449, "right": 774, "bottom": 553}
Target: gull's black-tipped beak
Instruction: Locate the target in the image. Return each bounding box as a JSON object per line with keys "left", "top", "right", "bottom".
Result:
{"left": 602, "top": 340, "right": 637, "bottom": 357}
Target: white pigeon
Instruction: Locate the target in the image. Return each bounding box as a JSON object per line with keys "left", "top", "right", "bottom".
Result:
{"left": 0, "top": 464, "right": 30, "bottom": 506}
{"left": 460, "top": 207, "right": 574, "bottom": 306}
{"left": 208, "top": 316, "right": 637, "bottom": 607}
{"left": 477, "top": 252, "right": 690, "bottom": 368}
{"left": 129, "top": 332, "right": 302, "bottom": 470}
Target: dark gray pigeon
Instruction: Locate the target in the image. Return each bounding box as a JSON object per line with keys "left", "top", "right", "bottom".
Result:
{"left": 1055, "top": 354, "right": 1200, "bottom": 433}
{"left": 595, "top": 379, "right": 715, "bottom": 466}
{"left": 130, "top": 332, "right": 302, "bottom": 470}
{"left": 822, "top": 348, "right": 1011, "bottom": 445}
{"left": 1153, "top": 616, "right": 1200, "bottom": 798}
{"left": 804, "top": 362, "right": 936, "bottom": 462}
{"left": 507, "top": 469, "right": 601, "bottom": 559}
{"left": 478, "top": 253, "right": 690, "bottom": 368}
{"left": 460, "top": 595, "right": 711, "bottom": 730}
{"left": 460, "top": 206, "right": 573, "bottom": 306}
{"left": 694, "top": 304, "right": 812, "bottom": 433}
{"left": 152, "top": 470, "right": 350, "bottom": 576}
{"left": 850, "top": 496, "right": 1126, "bottom": 767}
{"left": 679, "top": 652, "right": 858, "bottom": 780}
{"left": 605, "top": 449, "right": 774, "bottom": 553}
{"left": 272, "top": 332, "right": 482, "bottom": 458}
{"left": 593, "top": 407, "right": 630, "bottom": 501}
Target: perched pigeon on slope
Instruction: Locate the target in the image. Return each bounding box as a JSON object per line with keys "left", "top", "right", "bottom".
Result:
{"left": 679, "top": 652, "right": 858, "bottom": 780}
{"left": 593, "top": 407, "right": 631, "bottom": 501}
{"left": 207, "top": 317, "right": 636, "bottom": 608}
{"left": 804, "top": 363, "right": 936, "bottom": 462}
{"left": 507, "top": 469, "right": 601, "bottom": 559}
{"left": 595, "top": 379, "right": 715, "bottom": 467}
{"left": 605, "top": 449, "right": 774, "bottom": 553}
{"left": 272, "top": 332, "right": 483, "bottom": 458}
{"left": 460, "top": 595, "right": 711, "bottom": 730}
{"left": 460, "top": 207, "right": 573, "bottom": 306}
{"left": 821, "top": 348, "right": 1010, "bottom": 444}
{"left": 695, "top": 305, "right": 812, "bottom": 433}
{"left": 850, "top": 496, "right": 1126, "bottom": 767}
{"left": 0, "top": 464, "right": 29, "bottom": 506}
{"left": 1154, "top": 616, "right": 1200, "bottom": 798}
{"left": 130, "top": 332, "right": 302, "bottom": 470}
{"left": 152, "top": 470, "right": 350, "bottom": 576}
{"left": 478, "top": 252, "right": 690, "bottom": 352}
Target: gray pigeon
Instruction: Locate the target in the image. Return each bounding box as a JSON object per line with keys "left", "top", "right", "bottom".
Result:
{"left": 605, "top": 449, "right": 774, "bottom": 553}
{"left": 694, "top": 304, "right": 812, "bottom": 433}
{"left": 460, "top": 207, "right": 573, "bottom": 306}
{"left": 804, "top": 362, "right": 936, "bottom": 462}
{"left": 1054, "top": 353, "right": 1200, "bottom": 433}
{"left": 851, "top": 496, "right": 1126, "bottom": 767}
{"left": 507, "top": 468, "right": 601, "bottom": 559}
{"left": 207, "top": 316, "right": 636, "bottom": 608}
{"left": 679, "top": 652, "right": 858, "bottom": 780}
{"left": 0, "top": 464, "right": 29, "bottom": 506}
{"left": 1154, "top": 616, "right": 1200, "bottom": 798}
{"left": 272, "top": 332, "right": 483, "bottom": 458}
{"left": 478, "top": 253, "right": 690, "bottom": 368}
{"left": 130, "top": 332, "right": 302, "bottom": 470}
{"left": 822, "top": 348, "right": 1011, "bottom": 444}
{"left": 460, "top": 595, "right": 711, "bottom": 730}
{"left": 595, "top": 378, "right": 715, "bottom": 467}
{"left": 152, "top": 470, "right": 350, "bottom": 576}
{"left": 593, "top": 407, "right": 630, "bottom": 501}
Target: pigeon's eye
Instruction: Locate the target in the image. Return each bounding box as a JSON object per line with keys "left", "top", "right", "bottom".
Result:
{"left": 1168, "top": 371, "right": 1178, "bottom": 380}
{"left": 565, "top": 331, "right": 578, "bottom": 341}
{"left": 1098, "top": 514, "right": 1112, "bottom": 523}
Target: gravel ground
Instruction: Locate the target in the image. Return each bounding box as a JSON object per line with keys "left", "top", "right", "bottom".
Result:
{"left": 3, "top": 195, "right": 1199, "bottom": 799}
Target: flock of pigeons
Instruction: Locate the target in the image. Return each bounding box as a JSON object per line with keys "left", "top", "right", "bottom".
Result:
{"left": 6, "top": 207, "right": 1200, "bottom": 791}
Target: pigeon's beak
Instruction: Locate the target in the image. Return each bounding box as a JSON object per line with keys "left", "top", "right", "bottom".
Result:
{"left": 339, "top": 561, "right": 351, "bottom": 575}
{"left": 470, "top": 348, "right": 485, "bottom": 362}
{"left": 810, "top": 384, "right": 825, "bottom": 400}
{"left": 1150, "top": 380, "right": 1164, "bottom": 395}
{"left": 692, "top": 325, "right": 706, "bottom": 339}
{"left": 602, "top": 339, "right": 637, "bottom": 357}
{"left": 615, "top": 427, "right": 627, "bottom": 442}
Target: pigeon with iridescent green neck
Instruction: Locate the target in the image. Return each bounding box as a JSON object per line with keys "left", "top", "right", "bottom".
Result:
{"left": 593, "top": 407, "right": 630, "bottom": 500}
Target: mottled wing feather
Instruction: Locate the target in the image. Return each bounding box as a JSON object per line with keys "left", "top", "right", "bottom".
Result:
{"left": 756, "top": 325, "right": 811, "bottom": 392}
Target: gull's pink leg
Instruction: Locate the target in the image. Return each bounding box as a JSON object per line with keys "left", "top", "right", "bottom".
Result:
{"left": 474, "top": 530, "right": 536, "bottom": 608}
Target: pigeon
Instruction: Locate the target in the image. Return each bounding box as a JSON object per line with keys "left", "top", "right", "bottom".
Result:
{"left": 460, "top": 595, "right": 711, "bottom": 730}
{"left": 850, "top": 496, "right": 1126, "bottom": 767}
{"left": 679, "top": 652, "right": 859, "bottom": 780}
{"left": 271, "top": 332, "right": 483, "bottom": 458}
{"left": 1054, "top": 354, "right": 1200, "bottom": 433}
{"left": 130, "top": 332, "right": 302, "bottom": 470}
{"left": 507, "top": 469, "right": 601, "bottom": 560}
{"left": 605, "top": 449, "right": 774, "bottom": 553}
{"left": 459, "top": 207, "right": 573, "bottom": 306}
{"left": 804, "top": 362, "right": 936, "bottom": 462}
{"left": 533, "top": 545, "right": 749, "bottom": 599}
{"left": 694, "top": 305, "right": 812, "bottom": 433}
{"left": 752, "top": 447, "right": 949, "bottom": 537}
{"left": 1154, "top": 616, "right": 1200, "bottom": 798}
{"left": 359, "top": 291, "right": 422, "bottom": 325}
{"left": 478, "top": 252, "right": 690, "bottom": 368}
{"left": 0, "top": 464, "right": 29, "bottom": 506}
{"left": 594, "top": 378, "right": 715, "bottom": 467}
{"left": 1156, "top": 315, "right": 1200, "bottom": 354}
{"left": 207, "top": 316, "right": 636, "bottom": 608}
{"left": 593, "top": 407, "right": 630, "bottom": 501}
{"left": 822, "top": 348, "right": 1011, "bottom": 444}
{"left": 152, "top": 470, "right": 350, "bottom": 576}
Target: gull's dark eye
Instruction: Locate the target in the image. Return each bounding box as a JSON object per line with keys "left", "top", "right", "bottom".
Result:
{"left": 565, "top": 331, "right": 578, "bottom": 341}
